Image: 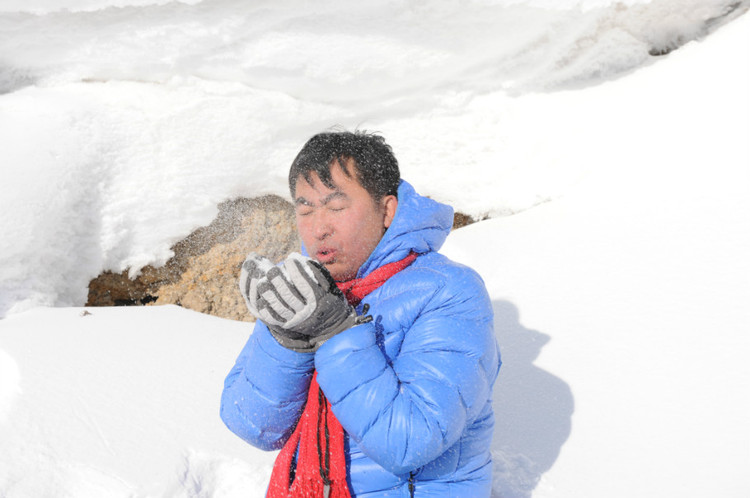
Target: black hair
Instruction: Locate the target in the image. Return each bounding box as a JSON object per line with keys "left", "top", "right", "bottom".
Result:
{"left": 288, "top": 130, "right": 400, "bottom": 201}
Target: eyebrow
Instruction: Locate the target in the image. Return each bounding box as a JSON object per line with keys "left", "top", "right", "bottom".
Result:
{"left": 295, "top": 191, "right": 347, "bottom": 206}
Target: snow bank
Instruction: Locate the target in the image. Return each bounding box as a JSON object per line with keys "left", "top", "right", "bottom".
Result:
{"left": 441, "top": 12, "right": 750, "bottom": 497}
{"left": 1, "top": 0, "right": 746, "bottom": 316}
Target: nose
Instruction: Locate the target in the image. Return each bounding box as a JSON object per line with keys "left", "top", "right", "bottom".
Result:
{"left": 310, "top": 209, "right": 334, "bottom": 240}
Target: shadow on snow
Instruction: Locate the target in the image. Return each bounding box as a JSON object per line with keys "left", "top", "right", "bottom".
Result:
{"left": 490, "top": 300, "right": 574, "bottom": 498}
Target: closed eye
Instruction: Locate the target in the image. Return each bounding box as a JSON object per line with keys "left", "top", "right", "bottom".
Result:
{"left": 295, "top": 197, "right": 314, "bottom": 216}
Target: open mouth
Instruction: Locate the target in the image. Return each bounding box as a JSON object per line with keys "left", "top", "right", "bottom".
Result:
{"left": 316, "top": 248, "right": 337, "bottom": 264}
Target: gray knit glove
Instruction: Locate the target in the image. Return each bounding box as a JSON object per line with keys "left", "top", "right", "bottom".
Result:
{"left": 239, "top": 252, "right": 370, "bottom": 352}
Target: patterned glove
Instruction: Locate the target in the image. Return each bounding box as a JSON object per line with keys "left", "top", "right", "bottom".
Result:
{"left": 239, "top": 252, "right": 370, "bottom": 352}
{"left": 239, "top": 253, "right": 311, "bottom": 351}
{"left": 239, "top": 252, "right": 276, "bottom": 318}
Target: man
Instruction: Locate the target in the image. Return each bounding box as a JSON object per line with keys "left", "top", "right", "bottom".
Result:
{"left": 221, "top": 131, "right": 501, "bottom": 497}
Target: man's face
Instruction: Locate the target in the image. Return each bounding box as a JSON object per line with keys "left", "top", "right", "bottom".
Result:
{"left": 293, "top": 159, "right": 397, "bottom": 281}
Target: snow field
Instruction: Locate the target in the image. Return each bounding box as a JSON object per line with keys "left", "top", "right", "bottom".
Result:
{"left": 1, "top": 1, "right": 749, "bottom": 497}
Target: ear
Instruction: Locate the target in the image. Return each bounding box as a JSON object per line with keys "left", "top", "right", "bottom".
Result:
{"left": 381, "top": 195, "right": 398, "bottom": 229}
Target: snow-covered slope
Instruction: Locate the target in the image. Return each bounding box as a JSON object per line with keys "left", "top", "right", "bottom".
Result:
{"left": 440, "top": 13, "right": 750, "bottom": 496}
{"left": 1, "top": 0, "right": 747, "bottom": 315}
{"left": 1, "top": 1, "right": 749, "bottom": 497}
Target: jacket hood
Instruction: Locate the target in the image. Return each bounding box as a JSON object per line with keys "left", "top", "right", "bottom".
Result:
{"left": 356, "top": 179, "right": 453, "bottom": 278}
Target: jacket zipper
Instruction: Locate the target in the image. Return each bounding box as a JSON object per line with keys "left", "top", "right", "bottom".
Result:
{"left": 408, "top": 471, "right": 415, "bottom": 497}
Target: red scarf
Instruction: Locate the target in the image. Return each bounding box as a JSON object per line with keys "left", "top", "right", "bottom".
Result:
{"left": 266, "top": 252, "right": 419, "bottom": 498}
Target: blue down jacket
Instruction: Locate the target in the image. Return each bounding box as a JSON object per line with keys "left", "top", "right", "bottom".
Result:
{"left": 221, "top": 180, "right": 501, "bottom": 497}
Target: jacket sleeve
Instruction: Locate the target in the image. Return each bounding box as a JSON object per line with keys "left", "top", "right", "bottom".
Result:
{"left": 314, "top": 265, "right": 500, "bottom": 476}
{"left": 220, "top": 321, "right": 315, "bottom": 450}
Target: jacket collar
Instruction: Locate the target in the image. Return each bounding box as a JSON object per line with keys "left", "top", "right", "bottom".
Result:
{"left": 355, "top": 180, "right": 453, "bottom": 279}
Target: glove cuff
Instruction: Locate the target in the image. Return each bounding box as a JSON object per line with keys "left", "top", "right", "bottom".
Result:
{"left": 268, "top": 326, "right": 316, "bottom": 353}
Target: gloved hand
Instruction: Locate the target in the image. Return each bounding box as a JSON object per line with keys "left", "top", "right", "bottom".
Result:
{"left": 239, "top": 252, "right": 371, "bottom": 352}
{"left": 239, "top": 252, "right": 276, "bottom": 318}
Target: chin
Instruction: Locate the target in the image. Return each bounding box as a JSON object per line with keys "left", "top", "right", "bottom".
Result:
{"left": 330, "top": 273, "right": 350, "bottom": 283}
{"left": 328, "top": 266, "right": 355, "bottom": 282}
